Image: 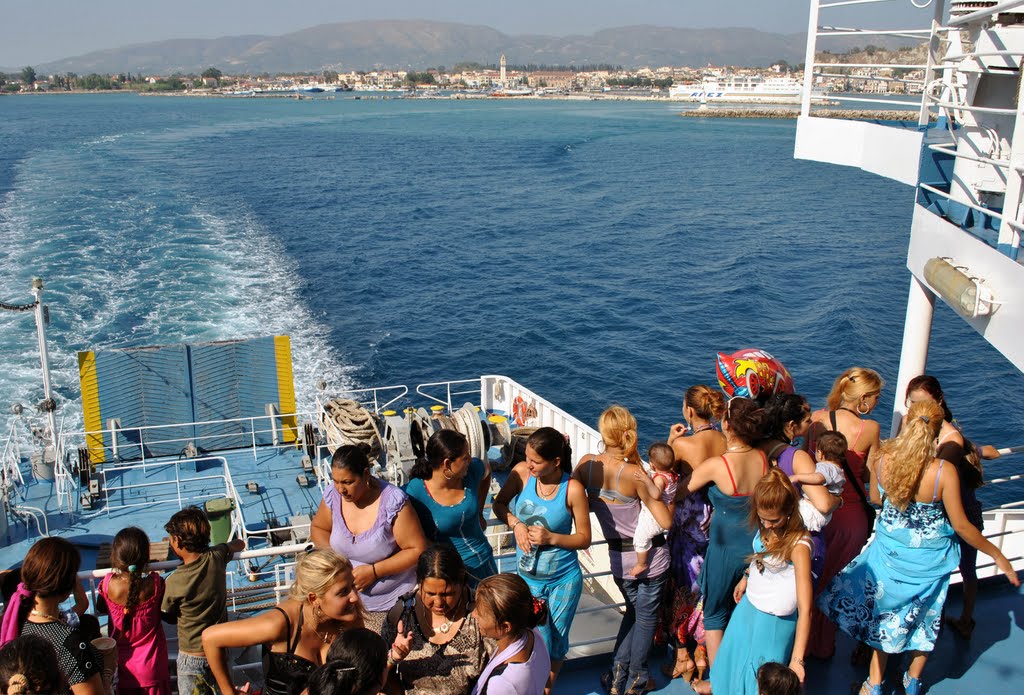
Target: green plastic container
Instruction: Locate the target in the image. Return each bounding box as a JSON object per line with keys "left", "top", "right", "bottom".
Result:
{"left": 204, "top": 497, "right": 236, "bottom": 546}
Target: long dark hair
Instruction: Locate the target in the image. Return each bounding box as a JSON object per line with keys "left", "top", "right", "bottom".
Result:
{"left": 527, "top": 427, "right": 572, "bottom": 474}
{"left": 763, "top": 393, "right": 810, "bottom": 443}
{"left": 409, "top": 430, "right": 468, "bottom": 481}
{"left": 111, "top": 527, "right": 150, "bottom": 635}
{"left": 416, "top": 543, "right": 466, "bottom": 586}
{"left": 905, "top": 374, "right": 955, "bottom": 423}
{"left": 476, "top": 574, "right": 547, "bottom": 633}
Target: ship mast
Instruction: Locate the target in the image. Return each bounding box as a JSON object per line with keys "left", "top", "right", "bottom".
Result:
{"left": 1, "top": 278, "right": 58, "bottom": 446}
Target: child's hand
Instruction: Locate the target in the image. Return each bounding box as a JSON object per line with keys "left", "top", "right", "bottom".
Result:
{"left": 392, "top": 619, "right": 413, "bottom": 661}
{"left": 633, "top": 470, "right": 651, "bottom": 482}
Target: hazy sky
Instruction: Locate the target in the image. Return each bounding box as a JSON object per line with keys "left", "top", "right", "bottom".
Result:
{"left": 1, "top": 0, "right": 940, "bottom": 67}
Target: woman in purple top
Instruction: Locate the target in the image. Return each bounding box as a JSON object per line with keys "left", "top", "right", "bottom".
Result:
{"left": 471, "top": 574, "right": 551, "bottom": 695}
{"left": 761, "top": 394, "right": 841, "bottom": 586}
{"left": 310, "top": 443, "right": 428, "bottom": 628}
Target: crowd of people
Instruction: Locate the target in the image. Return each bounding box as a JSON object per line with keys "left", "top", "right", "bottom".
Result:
{"left": 0, "top": 369, "right": 1018, "bottom": 695}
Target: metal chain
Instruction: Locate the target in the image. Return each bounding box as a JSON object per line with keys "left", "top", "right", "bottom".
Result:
{"left": 1, "top": 300, "right": 38, "bottom": 312}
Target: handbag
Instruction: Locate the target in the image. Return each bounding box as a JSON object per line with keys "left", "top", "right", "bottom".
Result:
{"left": 829, "top": 411, "right": 877, "bottom": 528}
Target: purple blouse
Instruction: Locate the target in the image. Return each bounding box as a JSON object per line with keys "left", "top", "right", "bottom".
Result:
{"left": 323, "top": 480, "right": 417, "bottom": 611}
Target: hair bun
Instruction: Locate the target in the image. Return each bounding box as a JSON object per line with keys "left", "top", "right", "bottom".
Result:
{"left": 7, "top": 674, "right": 29, "bottom": 695}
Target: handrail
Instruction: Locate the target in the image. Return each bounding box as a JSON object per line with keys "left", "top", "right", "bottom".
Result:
{"left": 318, "top": 385, "right": 409, "bottom": 413}
{"left": 927, "top": 143, "right": 1011, "bottom": 170}
{"left": 416, "top": 378, "right": 481, "bottom": 412}
{"left": 947, "top": 0, "right": 1024, "bottom": 29}
{"left": 921, "top": 182, "right": 1024, "bottom": 233}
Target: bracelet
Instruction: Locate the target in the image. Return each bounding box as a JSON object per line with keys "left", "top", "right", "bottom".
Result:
{"left": 792, "top": 658, "right": 805, "bottom": 666}
{"left": 371, "top": 563, "right": 378, "bottom": 579}
{"left": 511, "top": 520, "right": 524, "bottom": 532}
{"left": 387, "top": 649, "right": 399, "bottom": 669}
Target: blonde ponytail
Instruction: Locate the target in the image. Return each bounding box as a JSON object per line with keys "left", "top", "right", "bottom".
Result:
{"left": 879, "top": 401, "right": 943, "bottom": 510}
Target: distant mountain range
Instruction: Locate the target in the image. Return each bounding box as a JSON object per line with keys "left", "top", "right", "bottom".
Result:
{"left": 6, "top": 20, "right": 908, "bottom": 76}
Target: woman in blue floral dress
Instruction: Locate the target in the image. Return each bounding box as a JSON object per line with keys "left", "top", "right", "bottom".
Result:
{"left": 818, "top": 401, "right": 1019, "bottom": 695}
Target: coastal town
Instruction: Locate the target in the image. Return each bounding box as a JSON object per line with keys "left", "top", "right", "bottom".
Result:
{"left": 1, "top": 45, "right": 927, "bottom": 100}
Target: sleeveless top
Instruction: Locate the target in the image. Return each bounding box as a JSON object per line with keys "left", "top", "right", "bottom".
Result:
{"left": 262, "top": 606, "right": 316, "bottom": 695}
{"left": 324, "top": 480, "right": 417, "bottom": 611}
{"left": 98, "top": 572, "right": 169, "bottom": 688}
{"left": 745, "top": 534, "right": 813, "bottom": 617}
{"left": 405, "top": 457, "right": 495, "bottom": 576}
{"left": 514, "top": 472, "right": 580, "bottom": 581}
{"left": 584, "top": 459, "right": 634, "bottom": 503}
{"left": 584, "top": 459, "right": 670, "bottom": 579}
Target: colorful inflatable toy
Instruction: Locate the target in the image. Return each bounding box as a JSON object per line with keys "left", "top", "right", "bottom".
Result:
{"left": 716, "top": 349, "right": 795, "bottom": 404}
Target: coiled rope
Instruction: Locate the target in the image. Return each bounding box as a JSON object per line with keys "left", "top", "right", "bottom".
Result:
{"left": 319, "top": 398, "right": 383, "bottom": 457}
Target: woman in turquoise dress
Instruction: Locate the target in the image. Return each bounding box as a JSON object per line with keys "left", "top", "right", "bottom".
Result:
{"left": 493, "top": 426, "right": 591, "bottom": 693}
{"left": 681, "top": 396, "right": 770, "bottom": 679}
{"left": 818, "top": 401, "right": 1019, "bottom": 695}
{"left": 698, "top": 468, "right": 812, "bottom": 695}
{"left": 405, "top": 429, "right": 497, "bottom": 584}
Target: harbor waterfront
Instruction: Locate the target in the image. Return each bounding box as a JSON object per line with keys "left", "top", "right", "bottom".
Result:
{"left": 1, "top": 94, "right": 1022, "bottom": 499}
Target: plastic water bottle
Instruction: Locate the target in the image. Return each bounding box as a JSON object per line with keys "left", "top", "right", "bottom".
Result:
{"left": 519, "top": 545, "right": 539, "bottom": 574}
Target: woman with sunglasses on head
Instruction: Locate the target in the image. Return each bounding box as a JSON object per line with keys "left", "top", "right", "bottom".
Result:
{"left": 902, "top": 375, "right": 987, "bottom": 639}
{"left": 694, "top": 468, "right": 813, "bottom": 695}
{"left": 381, "top": 544, "right": 488, "bottom": 695}
{"left": 679, "top": 396, "right": 771, "bottom": 680}
{"left": 818, "top": 400, "right": 1019, "bottom": 695}
{"left": 806, "top": 366, "right": 884, "bottom": 661}
{"left": 661, "top": 385, "right": 725, "bottom": 683}
{"left": 493, "top": 426, "right": 589, "bottom": 694}
{"left": 405, "top": 429, "right": 497, "bottom": 586}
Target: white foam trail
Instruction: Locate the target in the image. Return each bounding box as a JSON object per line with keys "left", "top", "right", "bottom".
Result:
{"left": 0, "top": 132, "right": 352, "bottom": 440}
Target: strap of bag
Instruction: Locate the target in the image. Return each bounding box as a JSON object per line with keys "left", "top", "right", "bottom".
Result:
{"left": 830, "top": 410, "right": 873, "bottom": 510}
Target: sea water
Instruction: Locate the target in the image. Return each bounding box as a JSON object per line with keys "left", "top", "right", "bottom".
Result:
{"left": 1, "top": 94, "right": 1021, "bottom": 506}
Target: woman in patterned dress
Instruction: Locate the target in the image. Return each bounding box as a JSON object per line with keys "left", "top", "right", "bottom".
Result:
{"left": 817, "top": 401, "right": 1019, "bottom": 695}
{"left": 661, "top": 385, "right": 725, "bottom": 682}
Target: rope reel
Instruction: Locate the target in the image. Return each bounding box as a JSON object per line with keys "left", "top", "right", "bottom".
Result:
{"left": 451, "top": 403, "right": 486, "bottom": 461}
{"left": 319, "top": 398, "right": 383, "bottom": 459}
{"left": 381, "top": 413, "right": 417, "bottom": 486}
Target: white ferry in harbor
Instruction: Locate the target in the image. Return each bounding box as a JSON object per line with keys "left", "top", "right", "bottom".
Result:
{"left": 670, "top": 75, "right": 826, "bottom": 103}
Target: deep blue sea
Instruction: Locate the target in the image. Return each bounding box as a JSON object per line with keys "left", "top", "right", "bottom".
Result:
{"left": 1, "top": 94, "right": 1021, "bottom": 505}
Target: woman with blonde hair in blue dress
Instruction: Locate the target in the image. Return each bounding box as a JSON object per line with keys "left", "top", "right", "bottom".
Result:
{"left": 818, "top": 400, "right": 1019, "bottom": 695}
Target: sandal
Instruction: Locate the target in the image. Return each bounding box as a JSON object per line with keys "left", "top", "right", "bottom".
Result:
{"left": 661, "top": 648, "right": 696, "bottom": 681}
{"left": 903, "top": 672, "right": 922, "bottom": 695}
{"left": 692, "top": 679, "right": 712, "bottom": 695}
{"left": 944, "top": 616, "right": 975, "bottom": 640}
{"left": 859, "top": 679, "right": 883, "bottom": 695}
{"left": 601, "top": 664, "right": 626, "bottom": 695}
{"left": 694, "top": 645, "right": 708, "bottom": 682}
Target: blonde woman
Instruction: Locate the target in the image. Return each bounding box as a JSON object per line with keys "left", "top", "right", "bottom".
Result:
{"left": 806, "top": 366, "right": 883, "bottom": 660}
{"left": 203, "top": 549, "right": 365, "bottom": 695}
{"left": 574, "top": 405, "right": 672, "bottom": 695}
{"left": 817, "top": 401, "right": 1019, "bottom": 695}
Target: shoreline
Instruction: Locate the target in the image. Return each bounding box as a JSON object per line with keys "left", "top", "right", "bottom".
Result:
{"left": 1, "top": 90, "right": 921, "bottom": 119}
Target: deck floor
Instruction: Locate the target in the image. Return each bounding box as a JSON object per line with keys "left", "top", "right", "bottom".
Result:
{"left": 559, "top": 580, "right": 1024, "bottom": 694}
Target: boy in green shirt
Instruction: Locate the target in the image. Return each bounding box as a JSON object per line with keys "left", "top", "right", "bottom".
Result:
{"left": 162, "top": 506, "right": 245, "bottom": 695}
